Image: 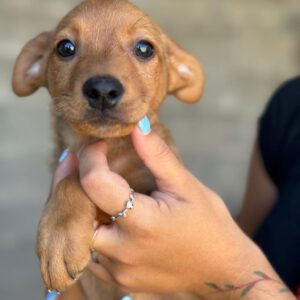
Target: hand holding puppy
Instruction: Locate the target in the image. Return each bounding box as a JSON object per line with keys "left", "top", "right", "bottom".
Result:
{"left": 51, "top": 119, "right": 293, "bottom": 299}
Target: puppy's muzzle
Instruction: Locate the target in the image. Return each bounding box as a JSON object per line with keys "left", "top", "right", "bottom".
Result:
{"left": 83, "top": 76, "right": 124, "bottom": 110}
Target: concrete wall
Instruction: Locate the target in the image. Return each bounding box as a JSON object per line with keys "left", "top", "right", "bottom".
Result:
{"left": 1, "top": 1, "right": 300, "bottom": 298}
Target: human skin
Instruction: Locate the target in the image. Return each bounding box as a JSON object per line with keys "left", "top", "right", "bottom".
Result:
{"left": 50, "top": 124, "right": 295, "bottom": 300}
{"left": 237, "top": 142, "right": 278, "bottom": 237}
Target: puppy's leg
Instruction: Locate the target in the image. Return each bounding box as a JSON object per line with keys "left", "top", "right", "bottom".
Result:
{"left": 36, "top": 172, "right": 109, "bottom": 291}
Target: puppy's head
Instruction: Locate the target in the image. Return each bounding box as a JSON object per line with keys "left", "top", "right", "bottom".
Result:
{"left": 13, "top": 0, "right": 204, "bottom": 138}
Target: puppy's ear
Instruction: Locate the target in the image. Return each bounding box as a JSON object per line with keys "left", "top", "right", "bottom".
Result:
{"left": 12, "top": 31, "right": 53, "bottom": 97}
{"left": 164, "top": 35, "right": 204, "bottom": 103}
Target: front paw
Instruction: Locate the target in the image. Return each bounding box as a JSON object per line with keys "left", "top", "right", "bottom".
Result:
{"left": 36, "top": 208, "right": 94, "bottom": 292}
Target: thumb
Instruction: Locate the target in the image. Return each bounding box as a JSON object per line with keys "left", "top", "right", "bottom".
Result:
{"left": 131, "top": 117, "right": 188, "bottom": 192}
{"left": 51, "top": 150, "right": 79, "bottom": 191}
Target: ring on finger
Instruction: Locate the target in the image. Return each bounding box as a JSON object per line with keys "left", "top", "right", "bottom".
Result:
{"left": 111, "top": 189, "right": 136, "bottom": 222}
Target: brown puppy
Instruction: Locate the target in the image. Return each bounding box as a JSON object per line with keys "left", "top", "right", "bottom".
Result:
{"left": 12, "top": 0, "right": 204, "bottom": 299}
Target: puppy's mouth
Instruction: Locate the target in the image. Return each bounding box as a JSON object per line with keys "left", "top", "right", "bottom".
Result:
{"left": 56, "top": 97, "right": 123, "bottom": 121}
{"left": 84, "top": 109, "right": 121, "bottom": 123}
{"left": 54, "top": 92, "right": 151, "bottom": 135}
{"left": 71, "top": 108, "right": 138, "bottom": 134}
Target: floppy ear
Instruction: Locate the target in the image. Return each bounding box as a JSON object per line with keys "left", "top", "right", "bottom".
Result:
{"left": 164, "top": 35, "right": 204, "bottom": 103}
{"left": 12, "top": 31, "right": 53, "bottom": 97}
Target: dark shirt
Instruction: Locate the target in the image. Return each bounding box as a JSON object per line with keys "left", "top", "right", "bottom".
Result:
{"left": 255, "top": 77, "right": 300, "bottom": 291}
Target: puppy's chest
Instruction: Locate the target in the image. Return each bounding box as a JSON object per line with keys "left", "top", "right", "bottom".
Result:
{"left": 57, "top": 123, "right": 146, "bottom": 179}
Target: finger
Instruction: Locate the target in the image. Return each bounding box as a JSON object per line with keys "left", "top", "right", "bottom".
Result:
{"left": 79, "top": 142, "right": 139, "bottom": 218}
{"left": 131, "top": 122, "right": 188, "bottom": 193}
{"left": 52, "top": 150, "right": 79, "bottom": 191}
{"left": 92, "top": 224, "right": 121, "bottom": 257}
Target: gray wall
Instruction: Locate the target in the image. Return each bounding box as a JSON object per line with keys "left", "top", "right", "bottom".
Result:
{"left": 1, "top": 1, "right": 300, "bottom": 299}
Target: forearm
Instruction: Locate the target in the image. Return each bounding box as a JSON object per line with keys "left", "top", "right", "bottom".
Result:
{"left": 237, "top": 144, "right": 278, "bottom": 237}
{"left": 194, "top": 237, "right": 294, "bottom": 300}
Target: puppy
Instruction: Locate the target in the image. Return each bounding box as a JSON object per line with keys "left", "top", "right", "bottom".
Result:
{"left": 12, "top": 0, "right": 204, "bottom": 299}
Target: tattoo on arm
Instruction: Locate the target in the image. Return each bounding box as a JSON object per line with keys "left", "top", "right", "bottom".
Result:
{"left": 204, "top": 271, "right": 290, "bottom": 298}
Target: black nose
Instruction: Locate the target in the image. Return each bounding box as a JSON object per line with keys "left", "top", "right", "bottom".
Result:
{"left": 82, "top": 76, "right": 124, "bottom": 110}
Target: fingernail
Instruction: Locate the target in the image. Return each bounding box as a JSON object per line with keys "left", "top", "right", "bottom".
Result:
{"left": 93, "top": 221, "right": 100, "bottom": 230}
{"left": 91, "top": 229, "right": 99, "bottom": 250}
{"left": 58, "top": 149, "right": 69, "bottom": 163}
{"left": 138, "top": 116, "right": 151, "bottom": 135}
{"left": 46, "top": 290, "right": 60, "bottom": 300}
{"left": 121, "top": 296, "right": 133, "bottom": 300}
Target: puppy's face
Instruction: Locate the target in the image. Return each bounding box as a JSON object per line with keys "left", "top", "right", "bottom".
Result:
{"left": 13, "top": 0, "right": 204, "bottom": 138}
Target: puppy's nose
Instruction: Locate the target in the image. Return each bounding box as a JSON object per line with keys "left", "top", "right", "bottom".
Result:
{"left": 82, "top": 76, "right": 124, "bottom": 110}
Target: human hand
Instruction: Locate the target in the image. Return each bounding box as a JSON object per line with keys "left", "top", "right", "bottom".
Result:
{"left": 45, "top": 118, "right": 294, "bottom": 299}
{"left": 79, "top": 119, "right": 275, "bottom": 297}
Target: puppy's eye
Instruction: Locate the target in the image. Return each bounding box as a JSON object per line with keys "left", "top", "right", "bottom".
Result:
{"left": 57, "top": 40, "right": 76, "bottom": 58}
{"left": 134, "top": 40, "right": 154, "bottom": 60}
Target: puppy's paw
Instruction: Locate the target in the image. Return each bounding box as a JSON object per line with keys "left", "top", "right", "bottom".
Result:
{"left": 36, "top": 208, "right": 94, "bottom": 292}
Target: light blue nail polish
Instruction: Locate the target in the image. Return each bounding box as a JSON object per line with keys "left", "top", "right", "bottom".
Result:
{"left": 46, "top": 290, "right": 60, "bottom": 300}
{"left": 138, "top": 116, "right": 151, "bottom": 135}
{"left": 120, "top": 296, "right": 133, "bottom": 300}
{"left": 58, "top": 149, "right": 69, "bottom": 163}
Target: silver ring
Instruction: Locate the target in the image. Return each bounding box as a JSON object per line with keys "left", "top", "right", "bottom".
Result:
{"left": 111, "top": 189, "right": 136, "bottom": 222}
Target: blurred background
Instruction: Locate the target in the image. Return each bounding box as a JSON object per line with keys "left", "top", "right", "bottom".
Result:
{"left": 1, "top": 0, "right": 300, "bottom": 299}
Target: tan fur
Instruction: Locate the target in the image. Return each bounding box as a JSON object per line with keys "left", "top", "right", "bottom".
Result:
{"left": 12, "top": 0, "right": 204, "bottom": 299}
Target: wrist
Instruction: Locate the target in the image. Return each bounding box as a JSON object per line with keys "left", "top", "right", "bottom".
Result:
{"left": 193, "top": 232, "right": 289, "bottom": 299}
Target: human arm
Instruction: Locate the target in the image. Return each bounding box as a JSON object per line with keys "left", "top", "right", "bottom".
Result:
{"left": 237, "top": 142, "right": 278, "bottom": 237}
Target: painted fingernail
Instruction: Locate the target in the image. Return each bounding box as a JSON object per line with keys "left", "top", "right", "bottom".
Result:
{"left": 121, "top": 296, "right": 133, "bottom": 300}
{"left": 46, "top": 290, "right": 60, "bottom": 300}
{"left": 138, "top": 116, "right": 151, "bottom": 135}
{"left": 58, "top": 149, "right": 69, "bottom": 163}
